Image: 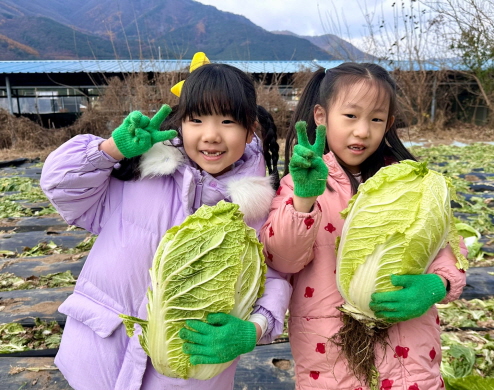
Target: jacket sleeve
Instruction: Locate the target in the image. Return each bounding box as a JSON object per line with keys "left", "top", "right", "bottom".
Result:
{"left": 260, "top": 174, "right": 323, "bottom": 274}
{"left": 426, "top": 239, "right": 468, "bottom": 303}
{"left": 243, "top": 177, "right": 293, "bottom": 345}
{"left": 251, "top": 266, "right": 292, "bottom": 344}
{"left": 40, "top": 134, "right": 123, "bottom": 235}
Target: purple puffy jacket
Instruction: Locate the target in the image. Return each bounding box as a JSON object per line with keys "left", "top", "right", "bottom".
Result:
{"left": 41, "top": 134, "right": 291, "bottom": 390}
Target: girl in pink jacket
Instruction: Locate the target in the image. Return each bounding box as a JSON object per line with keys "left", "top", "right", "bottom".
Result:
{"left": 260, "top": 63, "right": 467, "bottom": 390}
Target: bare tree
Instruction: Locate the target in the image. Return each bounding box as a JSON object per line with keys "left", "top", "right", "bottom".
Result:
{"left": 318, "top": 1, "right": 458, "bottom": 129}
{"left": 353, "top": 0, "right": 455, "bottom": 129}
{"left": 426, "top": 0, "right": 494, "bottom": 125}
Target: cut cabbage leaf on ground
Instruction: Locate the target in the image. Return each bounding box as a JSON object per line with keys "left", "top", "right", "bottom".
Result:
{"left": 120, "top": 200, "right": 266, "bottom": 380}
{"left": 333, "top": 160, "right": 468, "bottom": 389}
{"left": 455, "top": 222, "right": 486, "bottom": 260}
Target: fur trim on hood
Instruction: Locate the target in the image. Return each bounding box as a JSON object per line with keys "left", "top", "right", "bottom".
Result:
{"left": 139, "top": 141, "right": 275, "bottom": 223}
{"left": 139, "top": 141, "right": 184, "bottom": 177}
{"left": 227, "top": 175, "right": 274, "bottom": 224}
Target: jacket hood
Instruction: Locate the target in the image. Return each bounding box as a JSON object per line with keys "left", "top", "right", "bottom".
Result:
{"left": 138, "top": 139, "right": 275, "bottom": 224}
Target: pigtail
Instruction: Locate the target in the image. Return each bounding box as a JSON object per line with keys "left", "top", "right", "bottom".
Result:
{"left": 257, "top": 105, "right": 280, "bottom": 190}
{"left": 284, "top": 68, "right": 327, "bottom": 176}
{"left": 110, "top": 156, "right": 141, "bottom": 181}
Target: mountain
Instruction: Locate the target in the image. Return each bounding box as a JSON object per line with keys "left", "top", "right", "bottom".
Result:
{"left": 0, "top": 0, "right": 365, "bottom": 61}
{"left": 0, "top": 16, "right": 134, "bottom": 60}
{"left": 272, "top": 31, "right": 374, "bottom": 61}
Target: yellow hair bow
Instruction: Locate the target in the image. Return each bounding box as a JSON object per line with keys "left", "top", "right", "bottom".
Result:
{"left": 171, "top": 52, "right": 210, "bottom": 97}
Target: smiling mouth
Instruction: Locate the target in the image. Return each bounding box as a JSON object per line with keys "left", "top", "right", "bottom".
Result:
{"left": 349, "top": 145, "right": 365, "bottom": 150}
{"left": 201, "top": 151, "right": 224, "bottom": 156}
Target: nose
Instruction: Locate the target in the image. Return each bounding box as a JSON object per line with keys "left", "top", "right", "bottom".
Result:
{"left": 352, "top": 121, "right": 370, "bottom": 139}
{"left": 201, "top": 122, "right": 221, "bottom": 143}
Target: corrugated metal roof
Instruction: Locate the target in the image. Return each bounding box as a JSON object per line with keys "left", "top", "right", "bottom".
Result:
{"left": 0, "top": 59, "right": 461, "bottom": 74}
{"left": 222, "top": 60, "right": 347, "bottom": 73}
{"left": 0, "top": 59, "right": 344, "bottom": 74}
{"left": 0, "top": 60, "right": 188, "bottom": 74}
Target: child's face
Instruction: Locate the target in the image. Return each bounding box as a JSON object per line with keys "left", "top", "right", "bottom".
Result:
{"left": 182, "top": 114, "right": 254, "bottom": 177}
{"left": 314, "top": 81, "right": 394, "bottom": 174}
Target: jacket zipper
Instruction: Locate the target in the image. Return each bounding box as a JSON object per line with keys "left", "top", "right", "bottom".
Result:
{"left": 193, "top": 174, "right": 206, "bottom": 211}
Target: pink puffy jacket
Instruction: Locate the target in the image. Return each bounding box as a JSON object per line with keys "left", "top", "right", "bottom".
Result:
{"left": 261, "top": 152, "right": 467, "bottom": 390}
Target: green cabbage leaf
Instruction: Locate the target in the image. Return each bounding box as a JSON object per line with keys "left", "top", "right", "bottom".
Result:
{"left": 120, "top": 200, "right": 266, "bottom": 380}
{"left": 455, "top": 222, "right": 484, "bottom": 259}
{"left": 444, "top": 376, "right": 494, "bottom": 390}
{"left": 336, "top": 160, "right": 468, "bottom": 324}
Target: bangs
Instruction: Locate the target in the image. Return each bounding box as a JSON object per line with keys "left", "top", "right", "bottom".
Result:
{"left": 184, "top": 82, "right": 241, "bottom": 119}
{"left": 177, "top": 64, "right": 257, "bottom": 130}
{"left": 331, "top": 75, "right": 395, "bottom": 121}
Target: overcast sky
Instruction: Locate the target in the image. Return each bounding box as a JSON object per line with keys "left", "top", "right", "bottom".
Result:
{"left": 194, "top": 0, "right": 396, "bottom": 38}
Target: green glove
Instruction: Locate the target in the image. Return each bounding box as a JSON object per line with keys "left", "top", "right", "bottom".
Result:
{"left": 289, "top": 121, "right": 328, "bottom": 198}
{"left": 179, "top": 313, "right": 257, "bottom": 365}
{"left": 112, "top": 104, "right": 177, "bottom": 158}
{"left": 369, "top": 274, "right": 446, "bottom": 323}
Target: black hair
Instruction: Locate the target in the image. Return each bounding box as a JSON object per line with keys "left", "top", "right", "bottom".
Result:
{"left": 285, "top": 63, "right": 416, "bottom": 194}
{"left": 173, "top": 63, "right": 257, "bottom": 131}
{"left": 111, "top": 64, "right": 279, "bottom": 186}
{"left": 257, "top": 105, "right": 280, "bottom": 190}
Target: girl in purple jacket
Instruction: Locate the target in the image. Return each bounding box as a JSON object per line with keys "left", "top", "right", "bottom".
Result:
{"left": 40, "top": 54, "right": 291, "bottom": 390}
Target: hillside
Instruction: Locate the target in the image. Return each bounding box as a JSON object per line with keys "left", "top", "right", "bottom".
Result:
{"left": 0, "top": 0, "right": 367, "bottom": 60}
{"left": 272, "top": 31, "right": 374, "bottom": 61}
{"left": 0, "top": 17, "right": 138, "bottom": 60}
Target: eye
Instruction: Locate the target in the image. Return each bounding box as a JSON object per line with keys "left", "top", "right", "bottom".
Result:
{"left": 222, "top": 119, "right": 236, "bottom": 124}
{"left": 372, "top": 118, "right": 385, "bottom": 122}
{"left": 189, "top": 117, "right": 202, "bottom": 123}
{"left": 344, "top": 114, "right": 356, "bottom": 119}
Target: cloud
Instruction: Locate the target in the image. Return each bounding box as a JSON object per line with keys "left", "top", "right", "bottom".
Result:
{"left": 195, "top": 0, "right": 339, "bottom": 36}
{"left": 194, "top": 0, "right": 456, "bottom": 59}
{"left": 195, "top": 0, "right": 396, "bottom": 38}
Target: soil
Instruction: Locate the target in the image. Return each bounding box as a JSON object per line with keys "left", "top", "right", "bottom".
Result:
{"left": 397, "top": 124, "right": 494, "bottom": 146}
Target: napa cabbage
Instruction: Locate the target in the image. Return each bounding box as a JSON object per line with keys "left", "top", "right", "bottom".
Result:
{"left": 336, "top": 160, "right": 468, "bottom": 325}
{"left": 120, "top": 200, "right": 266, "bottom": 380}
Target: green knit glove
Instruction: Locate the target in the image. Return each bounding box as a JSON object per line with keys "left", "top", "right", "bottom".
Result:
{"left": 289, "top": 121, "right": 328, "bottom": 198}
{"left": 369, "top": 274, "right": 447, "bottom": 323}
{"left": 112, "top": 104, "right": 177, "bottom": 158}
{"left": 179, "top": 313, "right": 257, "bottom": 365}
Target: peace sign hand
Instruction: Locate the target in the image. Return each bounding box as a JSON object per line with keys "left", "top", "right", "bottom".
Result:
{"left": 112, "top": 104, "right": 178, "bottom": 158}
{"left": 289, "top": 121, "right": 329, "bottom": 198}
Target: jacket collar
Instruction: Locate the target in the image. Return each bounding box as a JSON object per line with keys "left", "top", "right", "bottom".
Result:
{"left": 138, "top": 140, "right": 275, "bottom": 224}
{"left": 323, "top": 151, "right": 350, "bottom": 183}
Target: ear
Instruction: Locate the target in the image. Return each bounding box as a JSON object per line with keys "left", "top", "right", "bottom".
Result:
{"left": 314, "top": 104, "right": 327, "bottom": 126}
{"left": 386, "top": 115, "right": 395, "bottom": 131}
{"left": 246, "top": 122, "right": 256, "bottom": 143}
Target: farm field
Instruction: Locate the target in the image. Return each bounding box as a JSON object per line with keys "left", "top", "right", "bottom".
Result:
{"left": 0, "top": 141, "right": 493, "bottom": 389}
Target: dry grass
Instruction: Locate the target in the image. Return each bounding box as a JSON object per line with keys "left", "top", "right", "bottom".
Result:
{"left": 397, "top": 123, "right": 494, "bottom": 145}
{"left": 0, "top": 71, "right": 292, "bottom": 161}
{"left": 0, "top": 70, "right": 492, "bottom": 163}
{"left": 0, "top": 72, "right": 184, "bottom": 162}
{"left": 0, "top": 147, "right": 53, "bottom": 161}
{"left": 257, "top": 83, "right": 291, "bottom": 139}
